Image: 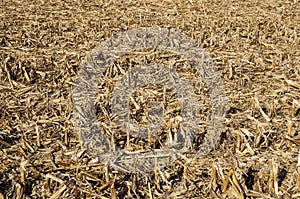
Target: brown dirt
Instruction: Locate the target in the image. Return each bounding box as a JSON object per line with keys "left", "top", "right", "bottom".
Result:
{"left": 1, "top": 0, "right": 300, "bottom": 198}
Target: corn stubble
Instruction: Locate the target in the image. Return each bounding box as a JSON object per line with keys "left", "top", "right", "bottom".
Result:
{"left": 0, "top": 0, "right": 300, "bottom": 198}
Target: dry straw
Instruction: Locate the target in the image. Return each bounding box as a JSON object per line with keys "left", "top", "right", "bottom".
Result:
{"left": 0, "top": 0, "right": 299, "bottom": 198}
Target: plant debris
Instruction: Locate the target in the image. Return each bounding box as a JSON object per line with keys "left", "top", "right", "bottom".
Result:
{"left": 1, "top": 0, "right": 300, "bottom": 198}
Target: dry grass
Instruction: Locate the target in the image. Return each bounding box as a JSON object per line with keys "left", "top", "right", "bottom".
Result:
{"left": 1, "top": 0, "right": 300, "bottom": 198}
